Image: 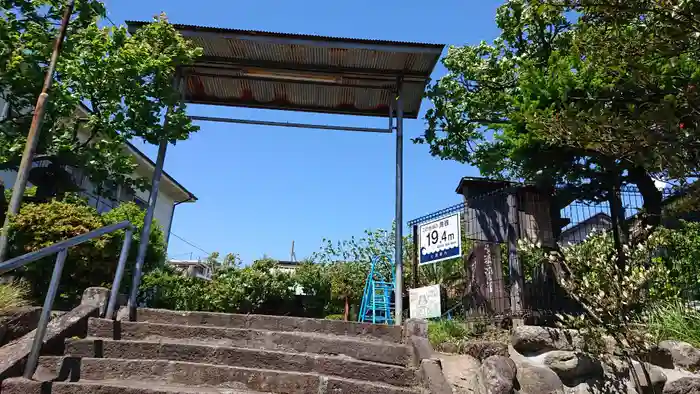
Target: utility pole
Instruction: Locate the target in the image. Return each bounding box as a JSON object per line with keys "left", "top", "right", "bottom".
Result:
{"left": 290, "top": 240, "right": 297, "bottom": 262}
{"left": 0, "top": 0, "right": 76, "bottom": 261}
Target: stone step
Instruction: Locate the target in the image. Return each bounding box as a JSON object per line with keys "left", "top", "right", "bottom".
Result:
{"left": 130, "top": 308, "right": 404, "bottom": 343}
{"left": 65, "top": 338, "right": 418, "bottom": 387}
{"left": 35, "top": 356, "right": 422, "bottom": 394}
{"left": 88, "top": 318, "right": 411, "bottom": 366}
{"left": 0, "top": 377, "right": 265, "bottom": 394}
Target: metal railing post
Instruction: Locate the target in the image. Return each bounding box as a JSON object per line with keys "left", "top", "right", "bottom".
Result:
{"left": 23, "top": 248, "right": 68, "bottom": 379}
{"left": 105, "top": 227, "right": 133, "bottom": 319}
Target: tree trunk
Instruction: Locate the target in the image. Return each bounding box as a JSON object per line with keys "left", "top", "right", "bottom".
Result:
{"left": 343, "top": 296, "right": 349, "bottom": 321}
{"left": 609, "top": 185, "right": 628, "bottom": 272}
{"left": 628, "top": 166, "right": 663, "bottom": 229}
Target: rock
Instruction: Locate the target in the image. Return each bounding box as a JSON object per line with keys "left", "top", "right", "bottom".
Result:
{"left": 0, "top": 307, "right": 41, "bottom": 346}
{"left": 602, "top": 335, "right": 630, "bottom": 355}
{"left": 512, "top": 325, "right": 583, "bottom": 355}
{"left": 543, "top": 351, "right": 602, "bottom": 382}
{"left": 404, "top": 318, "right": 428, "bottom": 339}
{"left": 640, "top": 346, "right": 675, "bottom": 369}
{"left": 659, "top": 340, "right": 700, "bottom": 371}
{"left": 481, "top": 355, "right": 516, "bottom": 394}
{"left": 663, "top": 377, "right": 700, "bottom": 394}
{"left": 602, "top": 356, "right": 631, "bottom": 378}
{"left": 463, "top": 341, "right": 509, "bottom": 361}
{"left": 509, "top": 344, "right": 530, "bottom": 364}
{"left": 81, "top": 287, "right": 110, "bottom": 315}
{"left": 516, "top": 362, "right": 565, "bottom": 394}
{"left": 564, "top": 379, "right": 636, "bottom": 394}
{"left": 439, "top": 353, "right": 485, "bottom": 394}
{"left": 630, "top": 362, "right": 666, "bottom": 394}
{"left": 438, "top": 342, "right": 459, "bottom": 354}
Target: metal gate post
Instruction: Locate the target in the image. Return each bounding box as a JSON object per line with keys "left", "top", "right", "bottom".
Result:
{"left": 394, "top": 79, "right": 404, "bottom": 326}
{"left": 128, "top": 73, "right": 183, "bottom": 321}
{"left": 128, "top": 138, "right": 167, "bottom": 321}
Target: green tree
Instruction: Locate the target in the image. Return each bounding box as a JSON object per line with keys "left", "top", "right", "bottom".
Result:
{"left": 315, "top": 227, "right": 396, "bottom": 265}
{"left": 313, "top": 222, "right": 413, "bottom": 280}
{"left": 525, "top": 0, "right": 700, "bottom": 183}
{"left": 328, "top": 261, "right": 367, "bottom": 321}
{"left": 314, "top": 224, "right": 413, "bottom": 319}
{"left": 0, "top": 1, "right": 201, "bottom": 199}
{"left": 292, "top": 260, "right": 332, "bottom": 317}
{"left": 205, "top": 252, "right": 220, "bottom": 274}
{"left": 222, "top": 252, "right": 242, "bottom": 268}
{"left": 416, "top": 0, "right": 699, "bottom": 228}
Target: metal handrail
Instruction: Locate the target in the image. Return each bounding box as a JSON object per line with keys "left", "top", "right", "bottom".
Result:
{"left": 0, "top": 220, "right": 134, "bottom": 379}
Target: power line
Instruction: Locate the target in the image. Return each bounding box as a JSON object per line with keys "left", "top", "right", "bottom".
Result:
{"left": 169, "top": 232, "right": 210, "bottom": 256}
{"left": 104, "top": 13, "right": 118, "bottom": 29}
{"left": 88, "top": 1, "right": 119, "bottom": 31}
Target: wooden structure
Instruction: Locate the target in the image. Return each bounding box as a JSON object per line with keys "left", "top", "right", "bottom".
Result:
{"left": 455, "top": 177, "right": 556, "bottom": 321}
{"left": 456, "top": 177, "right": 556, "bottom": 247}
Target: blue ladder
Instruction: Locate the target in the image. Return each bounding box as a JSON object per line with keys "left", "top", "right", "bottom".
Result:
{"left": 358, "top": 254, "right": 395, "bottom": 325}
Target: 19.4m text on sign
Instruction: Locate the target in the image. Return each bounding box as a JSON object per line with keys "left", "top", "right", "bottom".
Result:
{"left": 418, "top": 213, "right": 461, "bottom": 265}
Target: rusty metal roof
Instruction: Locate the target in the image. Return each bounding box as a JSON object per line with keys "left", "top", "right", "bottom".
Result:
{"left": 126, "top": 22, "right": 445, "bottom": 118}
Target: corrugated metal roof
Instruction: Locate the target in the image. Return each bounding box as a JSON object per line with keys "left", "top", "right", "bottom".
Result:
{"left": 127, "top": 21, "right": 445, "bottom": 118}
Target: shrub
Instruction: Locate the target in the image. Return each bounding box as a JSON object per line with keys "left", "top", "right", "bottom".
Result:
{"left": 9, "top": 199, "right": 166, "bottom": 308}
{"left": 324, "top": 314, "right": 344, "bottom": 320}
{"left": 0, "top": 282, "right": 28, "bottom": 314}
{"left": 139, "top": 259, "right": 301, "bottom": 316}
{"left": 210, "top": 261, "right": 297, "bottom": 314}
{"left": 139, "top": 266, "right": 209, "bottom": 311}
{"left": 653, "top": 221, "right": 700, "bottom": 298}
{"left": 10, "top": 200, "right": 107, "bottom": 307}
{"left": 102, "top": 202, "right": 167, "bottom": 292}
{"left": 522, "top": 229, "right": 676, "bottom": 354}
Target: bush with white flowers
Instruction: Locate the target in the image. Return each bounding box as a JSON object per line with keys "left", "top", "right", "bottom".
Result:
{"left": 520, "top": 229, "right": 677, "bottom": 353}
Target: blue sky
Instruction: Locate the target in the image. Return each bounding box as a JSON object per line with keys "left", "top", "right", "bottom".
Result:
{"left": 103, "top": 0, "right": 504, "bottom": 263}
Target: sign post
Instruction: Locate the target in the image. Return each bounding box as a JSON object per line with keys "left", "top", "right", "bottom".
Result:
{"left": 418, "top": 213, "right": 462, "bottom": 266}
{"left": 411, "top": 224, "right": 418, "bottom": 289}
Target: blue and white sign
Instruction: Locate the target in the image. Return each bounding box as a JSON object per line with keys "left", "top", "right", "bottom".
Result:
{"left": 419, "top": 213, "right": 461, "bottom": 265}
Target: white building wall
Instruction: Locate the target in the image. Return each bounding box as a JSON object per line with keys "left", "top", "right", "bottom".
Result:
{"left": 135, "top": 188, "right": 175, "bottom": 238}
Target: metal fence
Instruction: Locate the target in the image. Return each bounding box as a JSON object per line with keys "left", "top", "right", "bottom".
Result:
{"left": 407, "top": 182, "right": 698, "bottom": 325}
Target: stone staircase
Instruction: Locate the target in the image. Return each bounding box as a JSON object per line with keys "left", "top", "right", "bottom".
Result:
{"left": 1, "top": 308, "right": 433, "bottom": 393}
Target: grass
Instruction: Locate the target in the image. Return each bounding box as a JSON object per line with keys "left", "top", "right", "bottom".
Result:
{"left": 428, "top": 319, "right": 472, "bottom": 348}
{"left": 644, "top": 301, "right": 700, "bottom": 348}
{"left": 0, "top": 282, "right": 29, "bottom": 314}
{"left": 428, "top": 318, "right": 512, "bottom": 353}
